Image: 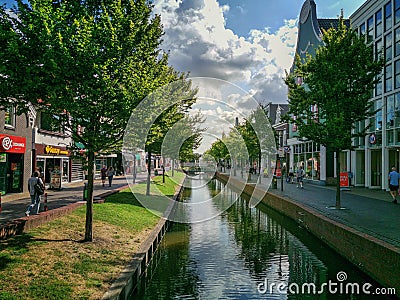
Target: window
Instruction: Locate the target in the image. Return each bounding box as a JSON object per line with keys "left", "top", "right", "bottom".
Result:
{"left": 376, "top": 10, "right": 383, "bottom": 38}
{"left": 396, "top": 0, "right": 400, "bottom": 24}
{"left": 375, "top": 100, "right": 383, "bottom": 131}
{"left": 395, "top": 60, "right": 400, "bottom": 89}
{"left": 4, "top": 105, "right": 15, "bottom": 127}
{"left": 376, "top": 39, "right": 383, "bottom": 61}
{"left": 396, "top": 28, "right": 400, "bottom": 57}
{"left": 376, "top": 76, "right": 383, "bottom": 96}
{"left": 386, "top": 64, "right": 393, "bottom": 92}
{"left": 395, "top": 92, "right": 400, "bottom": 127}
{"left": 386, "top": 2, "right": 393, "bottom": 31}
{"left": 368, "top": 17, "right": 374, "bottom": 43}
{"left": 40, "top": 112, "right": 62, "bottom": 133}
{"left": 385, "top": 33, "right": 393, "bottom": 61}
{"left": 387, "top": 94, "right": 395, "bottom": 128}
{"left": 360, "top": 23, "right": 366, "bottom": 36}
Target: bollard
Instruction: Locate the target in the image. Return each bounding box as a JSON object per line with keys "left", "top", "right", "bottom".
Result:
{"left": 44, "top": 193, "right": 48, "bottom": 211}
{"left": 0, "top": 193, "right": 2, "bottom": 213}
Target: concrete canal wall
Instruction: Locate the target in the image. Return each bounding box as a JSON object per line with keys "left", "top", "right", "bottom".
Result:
{"left": 102, "top": 179, "right": 185, "bottom": 300}
{"left": 216, "top": 173, "right": 400, "bottom": 293}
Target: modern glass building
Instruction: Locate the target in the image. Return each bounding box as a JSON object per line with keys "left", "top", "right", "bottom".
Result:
{"left": 290, "top": 0, "right": 395, "bottom": 190}
{"left": 350, "top": 0, "right": 400, "bottom": 189}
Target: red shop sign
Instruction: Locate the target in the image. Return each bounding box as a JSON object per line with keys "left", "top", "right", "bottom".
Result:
{"left": 0, "top": 135, "right": 26, "bottom": 154}
{"left": 339, "top": 172, "right": 349, "bottom": 187}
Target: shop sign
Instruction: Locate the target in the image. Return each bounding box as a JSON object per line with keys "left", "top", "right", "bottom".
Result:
{"left": 340, "top": 172, "right": 349, "bottom": 187}
{"left": 0, "top": 135, "right": 26, "bottom": 154}
{"left": 45, "top": 145, "right": 69, "bottom": 156}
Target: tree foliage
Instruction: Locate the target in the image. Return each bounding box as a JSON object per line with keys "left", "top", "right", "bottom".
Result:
{"left": 0, "top": 0, "right": 195, "bottom": 240}
{"left": 284, "top": 16, "right": 384, "bottom": 207}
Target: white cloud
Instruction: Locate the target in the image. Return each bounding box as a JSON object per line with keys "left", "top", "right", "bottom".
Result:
{"left": 154, "top": 0, "right": 298, "bottom": 105}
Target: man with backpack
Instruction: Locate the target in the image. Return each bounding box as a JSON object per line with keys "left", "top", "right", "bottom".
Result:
{"left": 25, "top": 171, "right": 44, "bottom": 216}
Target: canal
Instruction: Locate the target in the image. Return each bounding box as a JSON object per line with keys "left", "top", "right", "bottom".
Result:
{"left": 132, "top": 176, "right": 394, "bottom": 299}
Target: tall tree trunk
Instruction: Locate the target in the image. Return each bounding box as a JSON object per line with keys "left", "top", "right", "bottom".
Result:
{"left": 146, "top": 150, "right": 151, "bottom": 196}
{"left": 84, "top": 150, "right": 95, "bottom": 242}
{"left": 172, "top": 159, "right": 175, "bottom": 177}
{"left": 335, "top": 149, "right": 341, "bottom": 209}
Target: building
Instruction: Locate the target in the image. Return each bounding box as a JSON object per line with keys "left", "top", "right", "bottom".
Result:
{"left": 33, "top": 111, "right": 84, "bottom": 189}
{"left": 287, "top": 0, "right": 350, "bottom": 184}
{"left": 0, "top": 103, "right": 35, "bottom": 194}
{"left": 350, "top": 0, "right": 400, "bottom": 190}
{"left": 264, "top": 102, "right": 290, "bottom": 172}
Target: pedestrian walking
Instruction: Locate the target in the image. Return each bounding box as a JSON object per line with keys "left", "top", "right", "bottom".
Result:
{"left": 288, "top": 167, "right": 294, "bottom": 184}
{"left": 296, "top": 166, "right": 305, "bottom": 189}
{"left": 25, "top": 171, "right": 44, "bottom": 216}
{"left": 388, "top": 166, "right": 400, "bottom": 204}
{"left": 107, "top": 166, "right": 115, "bottom": 187}
{"left": 100, "top": 165, "right": 107, "bottom": 187}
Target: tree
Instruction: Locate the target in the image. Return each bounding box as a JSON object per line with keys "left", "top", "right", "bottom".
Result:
{"left": 0, "top": 0, "right": 192, "bottom": 241}
{"left": 284, "top": 16, "right": 384, "bottom": 208}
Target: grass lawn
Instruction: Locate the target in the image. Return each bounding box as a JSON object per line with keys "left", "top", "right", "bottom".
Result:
{"left": 0, "top": 172, "right": 185, "bottom": 300}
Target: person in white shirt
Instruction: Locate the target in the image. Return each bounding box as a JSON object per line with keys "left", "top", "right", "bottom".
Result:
{"left": 25, "top": 171, "right": 44, "bottom": 216}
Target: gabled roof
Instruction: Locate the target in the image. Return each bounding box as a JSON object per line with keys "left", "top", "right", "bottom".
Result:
{"left": 318, "top": 19, "right": 351, "bottom": 32}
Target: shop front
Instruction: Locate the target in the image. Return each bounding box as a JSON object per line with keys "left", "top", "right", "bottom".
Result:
{"left": 35, "top": 144, "right": 70, "bottom": 189}
{"left": 0, "top": 134, "right": 26, "bottom": 195}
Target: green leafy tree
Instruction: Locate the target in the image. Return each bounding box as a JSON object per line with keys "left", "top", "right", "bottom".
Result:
{"left": 0, "top": 0, "right": 190, "bottom": 241}
{"left": 284, "top": 17, "right": 384, "bottom": 208}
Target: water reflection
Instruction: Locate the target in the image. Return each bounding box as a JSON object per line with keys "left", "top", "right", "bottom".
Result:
{"left": 133, "top": 177, "right": 390, "bottom": 300}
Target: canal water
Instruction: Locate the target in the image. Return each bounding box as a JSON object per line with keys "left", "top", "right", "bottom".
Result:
{"left": 133, "top": 176, "right": 394, "bottom": 299}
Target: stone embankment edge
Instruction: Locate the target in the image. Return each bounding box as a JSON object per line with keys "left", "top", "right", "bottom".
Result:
{"left": 0, "top": 186, "right": 126, "bottom": 240}
{"left": 101, "top": 176, "right": 186, "bottom": 300}
{"left": 217, "top": 173, "right": 400, "bottom": 293}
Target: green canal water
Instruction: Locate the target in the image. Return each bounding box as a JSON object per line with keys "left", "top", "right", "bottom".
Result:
{"left": 132, "top": 176, "right": 396, "bottom": 299}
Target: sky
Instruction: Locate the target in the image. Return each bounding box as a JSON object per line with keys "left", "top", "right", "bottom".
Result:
{"left": 152, "top": 0, "right": 367, "bottom": 105}
{"left": 1, "top": 0, "right": 368, "bottom": 152}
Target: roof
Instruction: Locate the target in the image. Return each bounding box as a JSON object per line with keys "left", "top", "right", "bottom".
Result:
{"left": 317, "top": 19, "right": 351, "bottom": 32}
{"left": 265, "top": 102, "right": 289, "bottom": 125}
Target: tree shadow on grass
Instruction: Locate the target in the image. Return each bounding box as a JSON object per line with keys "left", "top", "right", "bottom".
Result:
{"left": 0, "top": 233, "right": 34, "bottom": 271}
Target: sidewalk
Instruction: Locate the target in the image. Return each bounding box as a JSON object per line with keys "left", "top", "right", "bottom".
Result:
{"left": 230, "top": 173, "right": 400, "bottom": 248}
{"left": 0, "top": 173, "right": 148, "bottom": 225}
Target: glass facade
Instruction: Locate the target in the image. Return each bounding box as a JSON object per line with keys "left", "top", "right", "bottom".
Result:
{"left": 353, "top": 0, "right": 400, "bottom": 188}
